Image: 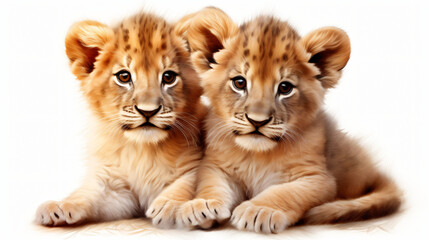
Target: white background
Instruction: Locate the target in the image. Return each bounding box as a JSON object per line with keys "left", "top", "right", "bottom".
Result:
{"left": 1, "top": 0, "right": 429, "bottom": 239}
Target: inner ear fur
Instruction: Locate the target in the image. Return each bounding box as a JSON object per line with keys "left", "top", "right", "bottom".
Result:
{"left": 65, "top": 20, "right": 114, "bottom": 80}
{"left": 301, "top": 27, "right": 351, "bottom": 88}
{"left": 177, "top": 7, "right": 238, "bottom": 73}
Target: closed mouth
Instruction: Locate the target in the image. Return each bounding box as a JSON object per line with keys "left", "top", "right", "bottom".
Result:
{"left": 138, "top": 122, "right": 157, "bottom": 128}
{"left": 122, "top": 122, "right": 167, "bottom": 131}
{"left": 139, "top": 122, "right": 171, "bottom": 131}
{"left": 233, "top": 130, "right": 266, "bottom": 137}
{"left": 249, "top": 130, "right": 264, "bottom": 136}
{"left": 234, "top": 130, "right": 280, "bottom": 142}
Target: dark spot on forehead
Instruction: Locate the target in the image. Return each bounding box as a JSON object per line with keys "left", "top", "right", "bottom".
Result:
{"left": 239, "top": 22, "right": 249, "bottom": 31}
{"left": 243, "top": 49, "right": 250, "bottom": 57}
{"left": 243, "top": 35, "right": 249, "bottom": 47}
{"left": 272, "top": 26, "right": 280, "bottom": 37}
{"left": 282, "top": 53, "right": 288, "bottom": 61}
{"left": 263, "top": 25, "right": 269, "bottom": 35}
{"left": 244, "top": 61, "right": 250, "bottom": 69}
{"left": 123, "top": 29, "right": 129, "bottom": 42}
{"left": 124, "top": 44, "right": 131, "bottom": 51}
{"left": 161, "top": 42, "right": 167, "bottom": 50}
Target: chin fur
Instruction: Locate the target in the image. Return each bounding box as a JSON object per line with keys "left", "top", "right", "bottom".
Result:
{"left": 234, "top": 135, "right": 277, "bottom": 152}
{"left": 123, "top": 127, "right": 169, "bottom": 144}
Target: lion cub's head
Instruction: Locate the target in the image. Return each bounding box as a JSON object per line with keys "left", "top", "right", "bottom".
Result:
{"left": 180, "top": 8, "right": 350, "bottom": 152}
{"left": 66, "top": 13, "right": 201, "bottom": 144}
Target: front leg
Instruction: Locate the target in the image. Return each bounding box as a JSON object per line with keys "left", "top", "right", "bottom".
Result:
{"left": 231, "top": 170, "right": 335, "bottom": 233}
{"left": 146, "top": 170, "right": 197, "bottom": 229}
{"left": 36, "top": 168, "right": 138, "bottom": 226}
{"left": 179, "top": 164, "right": 245, "bottom": 229}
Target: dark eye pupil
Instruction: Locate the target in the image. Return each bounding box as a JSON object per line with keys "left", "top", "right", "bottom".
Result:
{"left": 120, "top": 73, "right": 129, "bottom": 81}
{"left": 279, "top": 82, "right": 293, "bottom": 94}
{"left": 233, "top": 78, "right": 246, "bottom": 90}
{"left": 164, "top": 73, "right": 172, "bottom": 81}
{"left": 116, "top": 71, "right": 131, "bottom": 83}
{"left": 163, "top": 71, "right": 176, "bottom": 84}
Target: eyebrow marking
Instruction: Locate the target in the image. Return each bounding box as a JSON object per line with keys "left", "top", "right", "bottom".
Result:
{"left": 126, "top": 55, "right": 132, "bottom": 67}
{"left": 244, "top": 62, "right": 250, "bottom": 75}
{"left": 161, "top": 56, "right": 167, "bottom": 69}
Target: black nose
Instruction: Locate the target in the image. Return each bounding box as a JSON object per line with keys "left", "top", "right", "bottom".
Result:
{"left": 135, "top": 105, "right": 162, "bottom": 119}
{"left": 245, "top": 114, "right": 272, "bottom": 128}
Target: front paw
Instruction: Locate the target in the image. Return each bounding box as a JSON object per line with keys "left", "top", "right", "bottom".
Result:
{"left": 231, "top": 201, "right": 289, "bottom": 233}
{"left": 178, "top": 199, "right": 230, "bottom": 228}
{"left": 146, "top": 197, "right": 184, "bottom": 229}
{"left": 36, "top": 201, "right": 87, "bottom": 226}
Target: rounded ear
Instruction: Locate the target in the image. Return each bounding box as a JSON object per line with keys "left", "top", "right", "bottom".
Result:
{"left": 65, "top": 20, "right": 114, "bottom": 80}
{"left": 176, "top": 7, "right": 238, "bottom": 73}
{"left": 301, "top": 27, "right": 351, "bottom": 88}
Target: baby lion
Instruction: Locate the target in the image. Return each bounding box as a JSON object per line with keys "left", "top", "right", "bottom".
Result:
{"left": 36, "top": 12, "right": 205, "bottom": 228}
{"left": 177, "top": 7, "right": 401, "bottom": 233}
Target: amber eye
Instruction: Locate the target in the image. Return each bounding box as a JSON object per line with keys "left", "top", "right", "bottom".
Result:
{"left": 278, "top": 81, "right": 294, "bottom": 95}
{"left": 115, "top": 70, "right": 132, "bottom": 83}
{"left": 162, "top": 71, "right": 177, "bottom": 85}
{"left": 231, "top": 76, "right": 247, "bottom": 91}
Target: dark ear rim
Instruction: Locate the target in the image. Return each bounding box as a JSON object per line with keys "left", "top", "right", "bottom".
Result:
{"left": 301, "top": 27, "right": 351, "bottom": 88}
{"left": 65, "top": 20, "right": 113, "bottom": 80}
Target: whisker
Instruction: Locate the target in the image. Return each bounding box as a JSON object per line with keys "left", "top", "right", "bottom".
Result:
{"left": 174, "top": 121, "right": 193, "bottom": 147}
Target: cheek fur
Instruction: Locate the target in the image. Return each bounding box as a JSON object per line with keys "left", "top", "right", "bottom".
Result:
{"left": 165, "top": 82, "right": 183, "bottom": 108}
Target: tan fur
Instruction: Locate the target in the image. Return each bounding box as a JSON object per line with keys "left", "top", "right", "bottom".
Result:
{"left": 35, "top": 12, "right": 206, "bottom": 229}
{"left": 177, "top": 8, "right": 401, "bottom": 233}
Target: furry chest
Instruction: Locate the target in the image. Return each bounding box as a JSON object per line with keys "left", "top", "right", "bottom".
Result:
{"left": 227, "top": 155, "right": 288, "bottom": 198}
{"left": 117, "top": 148, "right": 176, "bottom": 209}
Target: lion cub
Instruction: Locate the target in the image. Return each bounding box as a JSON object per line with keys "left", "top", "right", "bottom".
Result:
{"left": 177, "top": 8, "right": 401, "bottom": 233}
{"left": 35, "top": 12, "right": 205, "bottom": 228}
